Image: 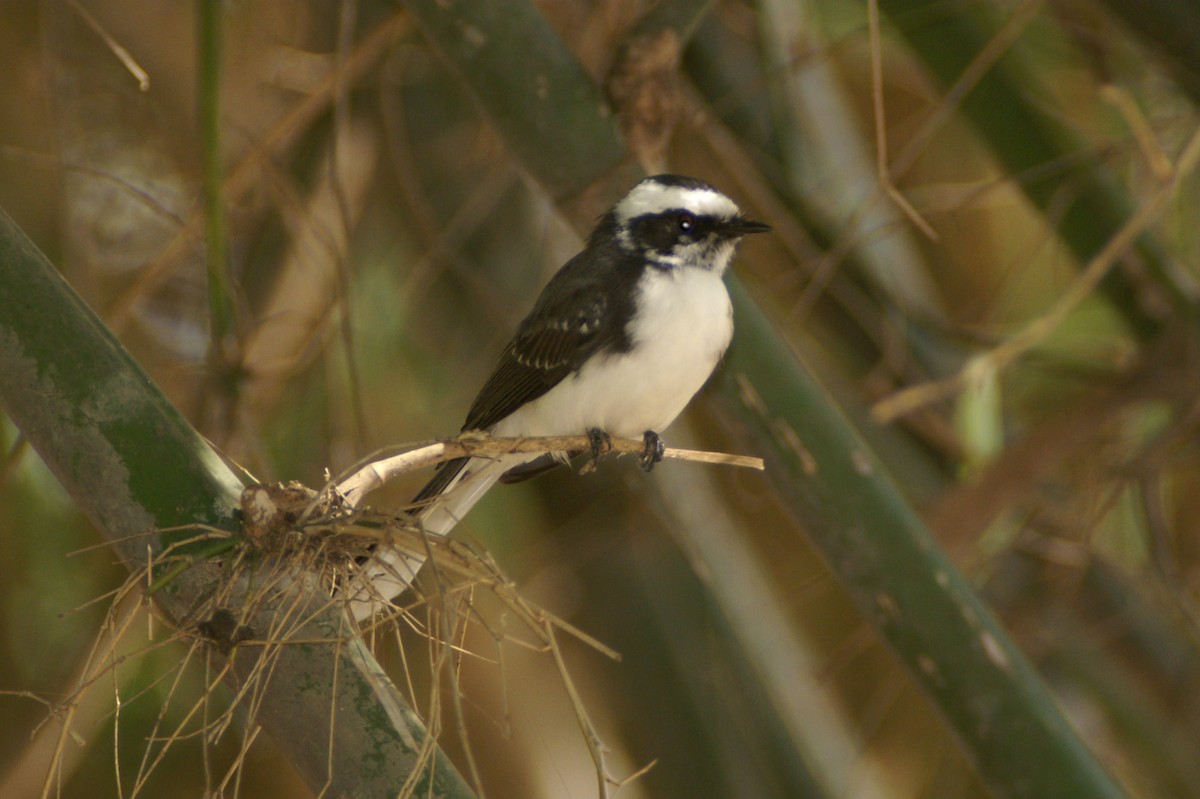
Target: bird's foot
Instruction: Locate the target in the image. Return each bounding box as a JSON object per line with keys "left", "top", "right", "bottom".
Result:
{"left": 586, "top": 427, "right": 613, "bottom": 461}
{"left": 639, "top": 430, "right": 665, "bottom": 472}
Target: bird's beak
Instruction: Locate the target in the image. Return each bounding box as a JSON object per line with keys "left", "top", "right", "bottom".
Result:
{"left": 735, "top": 217, "right": 771, "bottom": 236}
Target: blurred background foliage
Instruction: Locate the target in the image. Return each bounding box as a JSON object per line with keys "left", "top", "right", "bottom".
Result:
{"left": 1, "top": 0, "right": 1199, "bottom": 797}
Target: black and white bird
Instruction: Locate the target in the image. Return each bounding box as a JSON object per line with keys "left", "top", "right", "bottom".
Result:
{"left": 353, "top": 174, "right": 768, "bottom": 618}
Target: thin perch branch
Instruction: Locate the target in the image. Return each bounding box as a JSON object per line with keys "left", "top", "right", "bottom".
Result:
{"left": 336, "top": 434, "right": 765, "bottom": 506}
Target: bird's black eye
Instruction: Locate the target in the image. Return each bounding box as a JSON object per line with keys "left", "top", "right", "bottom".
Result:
{"left": 677, "top": 212, "right": 695, "bottom": 233}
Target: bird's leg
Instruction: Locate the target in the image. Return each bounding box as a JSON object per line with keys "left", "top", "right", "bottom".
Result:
{"left": 586, "top": 427, "right": 613, "bottom": 463}
{"left": 639, "top": 430, "right": 665, "bottom": 472}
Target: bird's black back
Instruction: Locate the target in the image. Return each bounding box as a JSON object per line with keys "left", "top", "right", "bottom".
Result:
{"left": 459, "top": 231, "right": 642, "bottom": 432}
{"left": 412, "top": 230, "right": 643, "bottom": 504}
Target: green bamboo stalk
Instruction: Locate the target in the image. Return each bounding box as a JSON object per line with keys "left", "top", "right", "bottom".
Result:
{"left": 0, "top": 207, "right": 475, "bottom": 799}
{"left": 649, "top": 463, "right": 891, "bottom": 799}
{"left": 198, "top": 0, "right": 237, "bottom": 353}
{"left": 398, "top": 0, "right": 625, "bottom": 199}
{"left": 715, "top": 279, "right": 1128, "bottom": 799}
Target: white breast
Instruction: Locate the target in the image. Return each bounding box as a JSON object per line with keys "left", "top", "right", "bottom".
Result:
{"left": 494, "top": 267, "right": 733, "bottom": 439}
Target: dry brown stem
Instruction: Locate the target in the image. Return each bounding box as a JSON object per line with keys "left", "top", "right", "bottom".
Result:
{"left": 336, "top": 433, "right": 765, "bottom": 507}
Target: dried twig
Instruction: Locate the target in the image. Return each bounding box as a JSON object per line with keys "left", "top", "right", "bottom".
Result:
{"left": 29, "top": 425, "right": 741, "bottom": 798}
{"left": 66, "top": 0, "right": 150, "bottom": 91}
{"left": 336, "top": 433, "right": 765, "bottom": 507}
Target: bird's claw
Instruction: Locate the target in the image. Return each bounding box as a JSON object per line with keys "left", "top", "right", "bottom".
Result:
{"left": 639, "top": 430, "right": 665, "bottom": 472}
{"left": 586, "top": 427, "right": 612, "bottom": 463}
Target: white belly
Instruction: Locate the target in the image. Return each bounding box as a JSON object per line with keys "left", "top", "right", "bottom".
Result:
{"left": 494, "top": 267, "right": 733, "bottom": 438}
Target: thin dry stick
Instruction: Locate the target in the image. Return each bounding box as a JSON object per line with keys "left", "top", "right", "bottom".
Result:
{"left": 23, "top": 584, "right": 146, "bottom": 799}
{"left": 394, "top": 602, "right": 448, "bottom": 799}
{"left": 129, "top": 640, "right": 209, "bottom": 797}
{"left": 683, "top": 83, "right": 898, "bottom": 338}
{"left": 336, "top": 434, "right": 765, "bottom": 507}
{"left": 1100, "top": 85, "right": 1174, "bottom": 181}
{"left": 321, "top": 633, "right": 344, "bottom": 799}
{"left": 867, "top": 0, "right": 937, "bottom": 240}
{"left": 66, "top": 0, "right": 150, "bottom": 91}
{"left": 373, "top": 528, "right": 623, "bottom": 662}
{"left": 122, "top": 557, "right": 310, "bottom": 795}
{"left": 887, "top": 0, "right": 1046, "bottom": 183}
{"left": 215, "top": 723, "right": 262, "bottom": 798}
{"left": 416, "top": 532, "right": 488, "bottom": 798}
{"left": 107, "top": 12, "right": 410, "bottom": 332}
{"left": 544, "top": 619, "right": 616, "bottom": 799}
{"left": 438, "top": 599, "right": 488, "bottom": 798}
{"left": 200, "top": 650, "right": 213, "bottom": 793}
{"left": 873, "top": 121, "right": 1200, "bottom": 423}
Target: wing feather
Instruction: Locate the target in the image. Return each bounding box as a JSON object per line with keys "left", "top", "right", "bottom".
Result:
{"left": 453, "top": 241, "right": 638, "bottom": 434}
{"left": 462, "top": 285, "right": 610, "bottom": 431}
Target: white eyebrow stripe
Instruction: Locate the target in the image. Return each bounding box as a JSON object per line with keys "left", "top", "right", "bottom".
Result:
{"left": 615, "top": 183, "right": 741, "bottom": 223}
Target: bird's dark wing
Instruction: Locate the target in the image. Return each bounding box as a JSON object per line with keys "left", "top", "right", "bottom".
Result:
{"left": 461, "top": 275, "right": 619, "bottom": 432}
{"left": 413, "top": 247, "right": 634, "bottom": 505}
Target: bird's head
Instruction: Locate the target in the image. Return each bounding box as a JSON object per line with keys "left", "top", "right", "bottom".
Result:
{"left": 598, "top": 174, "right": 770, "bottom": 273}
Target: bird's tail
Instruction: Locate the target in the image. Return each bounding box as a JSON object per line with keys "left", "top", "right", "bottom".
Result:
{"left": 347, "top": 455, "right": 515, "bottom": 620}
